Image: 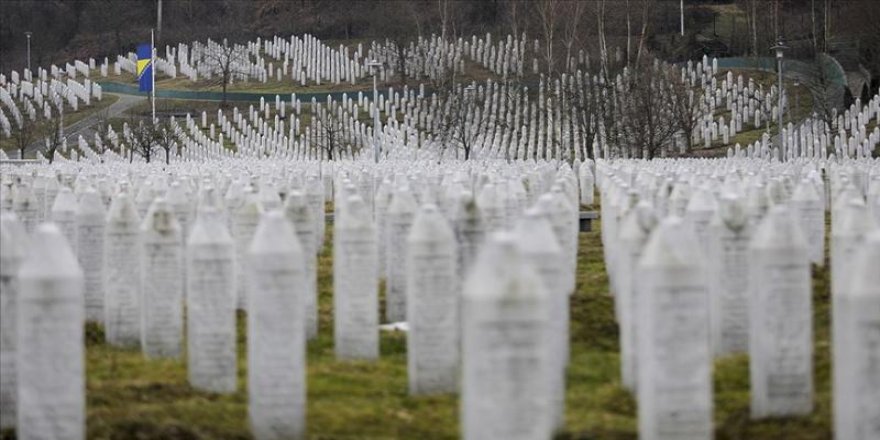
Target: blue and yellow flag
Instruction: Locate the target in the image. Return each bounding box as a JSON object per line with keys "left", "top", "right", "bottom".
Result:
{"left": 137, "top": 43, "right": 153, "bottom": 92}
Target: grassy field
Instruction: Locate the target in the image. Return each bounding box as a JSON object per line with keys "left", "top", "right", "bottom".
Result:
{"left": 104, "top": 56, "right": 497, "bottom": 97}
{"left": 0, "top": 204, "right": 835, "bottom": 439}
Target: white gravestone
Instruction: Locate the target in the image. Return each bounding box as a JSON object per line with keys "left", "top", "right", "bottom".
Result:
{"left": 140, "top": 198, "right": 184, "bottom": 358}
{"left": 708, "top": 194, "right": 751, "bottom": 356}
{"left": 334, "top": 195, "right": 379, "bottom": 360}
{"left": 248, "top": 211, "right": 307, "bottom": 440}
{"left": 834, "top": 231, "right": 880, "bottom": 440}
{"left": 374, "top": 180, "right": 392, "bottom": 278}
{"left": 51, "top": 186, "right": 79, "bottom": 254}
{"left": 790, "top": 179, "right": 825, "bottom": 266}
{"left": 233, "top": 188, "right": 262, "bottom": 311}
{"left": 306, "top": 176, "right": 325, "bottom": 251}
{"left": 462, "top": 232, "right": 551, "bottom": 440}
{"left": 385, "top": 186, "right": 418, "bottom": 322}
{"left": 17, "top": 224, "right": 85, "bottom": 440}
{"left": 616, "top": 200, "right": 656, "bottom": 391}
{"left": 76, "top": 187, "right": 106, "bottom": 323}
{"left": 830, "top": 200, "right": 877, "bottom": 439}
{"left": 579, "top": 163, "right": 595, "bottom": 206}
{"left": 44, "top": 177, "right": 59, "bottom": 217}
{"left": 0, "top": 213, "right": 27, "bottom": 429}
{"left": 406, "top": 204, "right": 459, "bottom": 395}
{"left": 831, "top": 200, "right": 874, "bottom": 302}
{"left": 104, "top": 192, "right": 142, "bottom": 347}
{"left": 637, "top": 217, "right": 712, "bottom": 440}
{"left": 449, "top": 190, "right": 485, "bottom": 286}
{"left": 284, "top": 190, "right": 318, "bottom": 340}
{"left": 12, "top": 183, "right": 39, "bottom": 233}
{"left": 749, "top": 206, "right": 813, "bottom": 418}
{"left": 685, "top": 187, "right": 717, "bottom": 259}
{"left": 187, "top": 207, "right": 237, "bottom": 393}
{"left": 548, "top": 189, "right": 578, "bottom": 295}
{"left": 515, "top": 207, "right": 568, "bottom": 431}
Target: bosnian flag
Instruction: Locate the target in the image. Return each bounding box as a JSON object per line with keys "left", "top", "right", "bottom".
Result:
{"left": 137, "top": 43, "right": 153, "bottom": 92}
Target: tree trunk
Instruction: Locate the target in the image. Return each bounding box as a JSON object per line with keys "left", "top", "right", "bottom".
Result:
{"left": 626, "top": 0, "right": 632, "bottom": 66}
{"left": 811, "top": 0, "right": 818, "bottom": 54}
{"left": 745, "top": 0, "right": 759, "bottom": 56}
{"left": 222, "top": 73, "right": 229, "bottom": 107}
{"left": 823, "top": 0, "right": 830, "bottom": 53}
{"left": 636, "top": 1, "right": 650, "bottom": 65}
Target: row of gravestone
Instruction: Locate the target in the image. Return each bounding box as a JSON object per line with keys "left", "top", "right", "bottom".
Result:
{"left": 2, "top": 154, "right": 877, "bottom": 439}
{"left": 597, "top": 156, "right": 879, "bottom": 440}
{"left": 0, "top": 158, "right": 590, "bottom": 440}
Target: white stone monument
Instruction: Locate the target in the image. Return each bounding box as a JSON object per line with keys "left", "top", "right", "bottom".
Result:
{"left": 140, "top": 198, "right": 184, "bottom": 358}
{"left": 187, "top": 207, "right": 237, "bottom": 393}
{"left": 0, "top": 213, "right": 27, "bottom": 430}
{"left": 284, "top": 190, "right": 318, "bottom": 339}
{"left": 233, "top": 188, "right": 262, "bottom": 310}
{"left": 104, "top": 192, "right": 142, "bottom": 347}
{"left": 406, "top": 204, "right": 458, "bottom": 395}
{"left": 637, "top": 217, "right": 712, "bottom": 440}
{"left": 749, "top": 206, "right": 813, "bottom": 418}
{"left": 833, "top": 230, "right": 880, "bottom": 440}
{"left": 515, "top": 207, "right": 568, "bottom": 431}
{"left": 76, "top": 187, "right": 106, "bottom": 323}
{"left": 334, "top": 195, "right": 378, "bottom": 359}
{"left": 385, "top": 185, "right": 418, "bottom": 322}
{"left": 616, "top": 200, "right": 656, "bottom": 391}
{"left": 17, "top": 224, "right": 85, "bottom": 440}
{"left": 708, "top": 193, "right": 751, "bottom": 356}
{"left": 51, "top": 186, "right": 79, "bottom": 254}
{"left": 248, "top": 211, "right": 307, "bottom": 439}
{"left": 461, "top": 232, "right": 551, "bottom": 440}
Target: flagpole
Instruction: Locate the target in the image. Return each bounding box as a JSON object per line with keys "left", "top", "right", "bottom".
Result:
{"left": 151, "top": 28, "right": 156, "bottom": 124}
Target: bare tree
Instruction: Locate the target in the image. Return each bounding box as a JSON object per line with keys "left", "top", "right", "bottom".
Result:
{"left": 802, "top": 55, "right": 840, "bottom": 128}
{"left": 614, "top": 59, "right": 680, "bottom": 159}
{"left": 12, "top": 112, "right": 42, "bottom": 160}
{"left": 504, "top": 0, "right": 526, "bottom": 38}
{"left": 596, "top": 0, "right": 611, "bottom": 80}
{"left": 202, "top": 38, "right": 250, "bottom": 107}
{"left": 635, "top": 0, "right": 655, "bottom": 66}
{"left": 124, "top": 117, "right": 159, "bottom": 163}
{"left": 668, "top": 69, "right": 705, "bottom": 153}
{"left": 41, "top": 111, "right": 65, "bottom": 164}
{"left": 535, "top": 0, "right": 560, "bottom": 74}
{"left": 738, "top": 0, "right": 761, "bottom": 56}
{"left": 432, "top": 81, "right": 496, "bottom": 161}
{"left": 311, "top": 103, "right": 359, "bottom": 161}
{"left": 560, "top": 0, "right": 587, "bottom": 72}
{"left": 560, "top": 70, "right": 613, "bottom": 161}
{"left": 438, "top": 0, "right": 451, "bottom": 42}
{"left": 153, "top": 119, "right": 181, "bottom": 164}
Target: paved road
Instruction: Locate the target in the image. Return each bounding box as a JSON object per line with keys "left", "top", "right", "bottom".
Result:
{"left": 25, "top": 93, "right": 145, "bottom": 158}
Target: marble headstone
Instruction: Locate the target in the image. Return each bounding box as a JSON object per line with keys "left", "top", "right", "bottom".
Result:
{"left": 248, "top": 211, "right": 307, "bottom": 439}
{"left": 17, "top": 224, "right": 85, "bottom": 440}
{"left": 406, "top": 204, "right": 458, "bottom": 395}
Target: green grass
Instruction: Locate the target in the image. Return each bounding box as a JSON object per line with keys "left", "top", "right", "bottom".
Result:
{"left": 106, "top": 56, "right": 496, "bottom": 97}
{"left": 690, "top": 69, "right": 815, "bottom": 157}
{"left": 0, "top": 208, "right": 835, "bottom": 439}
